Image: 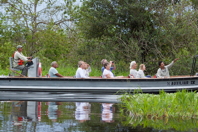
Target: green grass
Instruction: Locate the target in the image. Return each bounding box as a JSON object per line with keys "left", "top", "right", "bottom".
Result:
{"left": 120, "top": 90, "right": 198, "bottom": 119}
{"left": 119, "top": 90, "right": 198, "bottom": 131}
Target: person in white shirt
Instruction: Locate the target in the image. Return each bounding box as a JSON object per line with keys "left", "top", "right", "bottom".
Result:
{"left": 75, "top": 61, "right": 90, "bottom": 78}
{"left": 102, "top": 63, "right": 114, "bottom": 78}
{"left": 48, "top": 61, "right": 64, "bottom": 77}
{"left": 137, "top": 64, "right": 147, "bottom": 78}
{"left": 156, "top": 58, "right": 179, "bottom": 78}
{"left": 129, "top": 61, "right": 138, "bottom": 78}
{"left": 13, "top": 45, "right": 32, "bottom": 76}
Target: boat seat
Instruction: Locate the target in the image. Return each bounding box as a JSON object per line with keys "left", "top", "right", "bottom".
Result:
{"left": 9, "top": 57, "right": 21, "bottom": 71}
{"left": 9, "top": 57, "right": 21, "bottom": 76}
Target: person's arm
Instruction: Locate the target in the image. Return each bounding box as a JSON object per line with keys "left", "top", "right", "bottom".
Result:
{"left": 55, "top": 73, "right": 64, "bottom": 77}
{"left": 51, "top": 68, "right": 64, "bottom": 78}
{"left": 110, "top": 61, "right": 116, "bottom": 70}
{"left": 112, "top": 64, "right": 116, "bottom": 70}
{"left": 15, "top": 52, "right": 28, "bottom": 61}
{"left": 166, "top": 58, "right": 179, "bottom": 69}
{"left": 87, "top": 66, "right": 91, "bottom": 73}
{"left": 106, "top": 74, "right": 111, "bottom": 78}
{"left": 79, "top": 69, "right": 89, "bottom": 78}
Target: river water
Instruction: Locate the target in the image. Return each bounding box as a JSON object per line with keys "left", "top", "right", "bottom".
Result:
{"left": 0, "top": 91, "right": 198, "bottom": 132}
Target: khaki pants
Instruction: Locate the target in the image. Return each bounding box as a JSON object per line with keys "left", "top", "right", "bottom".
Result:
{"left": 13, "top": 65, "right": 28, "bottom": 76}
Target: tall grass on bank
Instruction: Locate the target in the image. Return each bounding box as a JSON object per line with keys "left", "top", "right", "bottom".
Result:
{"left": 120, "top": 90, "right": 198, "bottom": 119}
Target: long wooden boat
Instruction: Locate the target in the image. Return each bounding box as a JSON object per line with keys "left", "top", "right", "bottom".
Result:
{"left": 3, "top": 56, "right": 198, "bottom": 94}
{"left": 0, "top": 76, "right": 198, "bottom": 94}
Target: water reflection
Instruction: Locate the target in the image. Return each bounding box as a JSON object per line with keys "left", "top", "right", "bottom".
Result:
{"left": 0, "top": 91, "right": 121, "bottom": 103}
{"left": 11, "top": 101, "right": 42, "bottom": 125}
{"left": 47, "top": 102, "right": 62, "bottom": 122}
{"left": 1, "top": 96, "right": 198, "bottom": 131}
{"left": 75, "top": 102, "right": 91, "bottom": 122}
{"left": 101, "top": 103, "right": 114, "bottom": 123}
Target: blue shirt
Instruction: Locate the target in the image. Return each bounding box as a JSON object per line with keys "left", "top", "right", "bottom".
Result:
{"left": 48, "top": 67, "right": 58, "bottom": 77}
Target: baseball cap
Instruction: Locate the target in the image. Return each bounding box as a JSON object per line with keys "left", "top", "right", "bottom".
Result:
{"left": 17, "top": 45, "right": 23, "bottom": 49}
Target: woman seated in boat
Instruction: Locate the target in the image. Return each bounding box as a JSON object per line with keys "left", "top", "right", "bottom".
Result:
{"left": 129, "top": 61, "right": 138, "bottom": 78}
{"left": 137, "top": 64, "right": 147, "bottom": 78}
{"left": 102, "top": 63, "right": 114, "bottom": 78}
{"left": 156, "top": 58, "right": 179, "bottom": 78}
{"left": 102, "top": 63, "right": 123, "bottom": 78}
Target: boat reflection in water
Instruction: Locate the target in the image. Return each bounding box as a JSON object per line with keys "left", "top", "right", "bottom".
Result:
{"left": 101, "top": 103, "right": 114, "bottom": 123}
{"left": 75, "top": 102, "right": 91, "bottom": 123}
{"left": 47, "top": 102, "right": 62, "bottom": 122}
{"left": 1, "top": 100, "right": 197, "bottom": 132}
{"left": 2, "top": 91, "right": 198, "bottom": 131}
{"left": 11, "top": 101, "right": 42, "bottom": 131}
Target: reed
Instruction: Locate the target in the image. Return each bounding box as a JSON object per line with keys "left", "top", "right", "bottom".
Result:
{"left": 120, "top": 113, "right": 198, "bottom": 131}
{"left": 119, "top": 90, "right": 198, "bottom": 119}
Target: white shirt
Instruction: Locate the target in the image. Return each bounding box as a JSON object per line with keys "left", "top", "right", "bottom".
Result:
{"left": 130, "top": 69, "right": 138, "bottom": 78}
{"left": 102, "top": 69, "right": 114, "bottom": 78}
{"left": 13, "top": 51, "right": 28, "bottom": 67}
{"left": 137, "top": 70, "right": 147, "bottom": 78}
{"left": 156, "top": 61, "right": 174, "bottom": 78}
{"left": 75, "top": 67, "right": 90, "bottom": 78}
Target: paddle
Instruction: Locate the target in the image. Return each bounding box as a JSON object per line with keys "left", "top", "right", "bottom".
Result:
{"left": 8, "top": 68, "right": 26, "bottom": 77}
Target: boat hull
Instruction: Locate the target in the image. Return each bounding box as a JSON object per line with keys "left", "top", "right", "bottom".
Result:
{"left": 0, "top": 77, "right": 198, "bottom": 94}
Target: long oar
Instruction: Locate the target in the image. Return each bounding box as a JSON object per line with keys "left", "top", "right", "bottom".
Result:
{"left": 8, "top": 68, "right": 27, "bottom": 77}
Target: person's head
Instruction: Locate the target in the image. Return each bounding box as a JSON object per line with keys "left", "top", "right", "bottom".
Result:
{"left": 101, "top": 59, "right": 108, "bottom": 65}
{"left": 51, "top": 61, "right": 58, "bottom": 68}
{"left": 84, "top": 62, "right": 90, "bottom": 69}
{"left": 130, "top": 61, "right": 137, "bottom": 69}
{"left": 78, "top": 61, "right": 86, "bottom": 68}
{"left": 139, "top": 64, "right": 146, "bottom": 71}
{"left": 17, "top": 45, "right": 23, "bottom": 52}
{"left": 158, "top": 61, "right": 165, "bottom": 68}
{"left": 104, "top": 62, "right": 111, "bottom": 70}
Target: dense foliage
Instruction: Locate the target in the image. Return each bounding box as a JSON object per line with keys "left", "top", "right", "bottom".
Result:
{"left": 1, "top": 0, "right": 198, "bottom": 75}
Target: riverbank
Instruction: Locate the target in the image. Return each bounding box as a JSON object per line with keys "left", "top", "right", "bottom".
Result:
{"left": 120, "top": 90, "right": 198, "bottom": 119}
{"left": 119, "top": 90, "right": 198, "bottom": 131}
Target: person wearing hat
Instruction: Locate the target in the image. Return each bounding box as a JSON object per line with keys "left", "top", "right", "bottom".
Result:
{"left": 13, "top": 45, "right": 32, "bottom": 76}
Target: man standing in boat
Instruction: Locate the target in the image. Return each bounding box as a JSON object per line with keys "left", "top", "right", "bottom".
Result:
{"left": 156, "top": 58, "right": 179, "bottom": 78}
{"left": 13, "top": 45, "right": 32, "bottom": 76}
{"left": 48, "top": 61, "right": 64, "bottom": 77}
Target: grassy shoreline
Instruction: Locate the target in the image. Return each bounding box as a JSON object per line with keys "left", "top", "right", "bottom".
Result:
{"left": 119, "top": 90, "right": 198, "bottom": 119}
{"left": 119, "top": 90, "right": 198, "bottom": 131}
